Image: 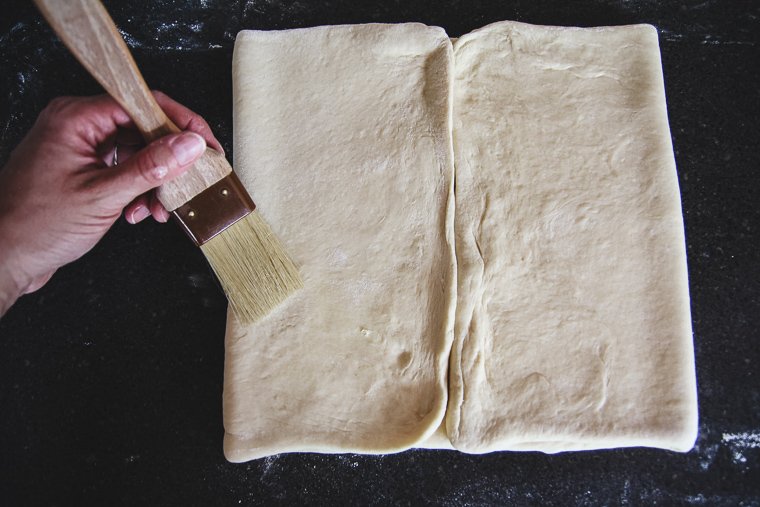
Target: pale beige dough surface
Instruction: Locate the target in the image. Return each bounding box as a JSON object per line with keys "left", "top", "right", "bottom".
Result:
{"left": 447, "top": 21, "right": 698, "bottom": 453}
{"left": 224, "top": 24, "right": 456, "bottom": 462}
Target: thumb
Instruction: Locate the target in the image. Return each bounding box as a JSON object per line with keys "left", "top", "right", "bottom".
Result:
{"left": 102, "top": 131, "right": 206, "bottom": 207}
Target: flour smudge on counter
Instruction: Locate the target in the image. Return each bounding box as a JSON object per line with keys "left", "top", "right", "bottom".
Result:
{"left": 0, "top": 20, "right": 59, "bottom": 158}
{"left": 118, "top": 20, "right": 225, "bottom": 51}
{"left": 722, "top": 431, "right": 760, "bottom": 465}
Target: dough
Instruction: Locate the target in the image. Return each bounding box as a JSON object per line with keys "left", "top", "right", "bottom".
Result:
{"left": 224, "top": 24, "right": 456, "bottom": 462}
{"left": 447, "top": 21, "right": 697, "bottom": 453}
{"left": 416, "top": 421, "right": 455, "bottom": 450}
{"left": 224, "top": 21, "right": 698, "bottom": 460}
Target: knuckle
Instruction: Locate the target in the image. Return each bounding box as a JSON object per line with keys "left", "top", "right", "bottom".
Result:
{"left": 187, "top": 115, "right": 210, "bottom": 133}
{"left": 45, "top": 96, "right": 70, "bottom": 110}
{"left": 42, "top": 96, "right": 71, "bottom": 118}
{"left": 41, "top": 96, "right": 81, "bottom": 128}
{"left": 138, "top": 150, "right": 164, "bottom": 180}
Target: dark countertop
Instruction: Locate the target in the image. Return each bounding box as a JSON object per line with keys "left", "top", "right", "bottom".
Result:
{"left": 1, "top": 1, "right": 758, "bottom": 505}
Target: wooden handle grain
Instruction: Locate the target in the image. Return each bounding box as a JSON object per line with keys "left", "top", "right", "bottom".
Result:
{"left": 34, "top": 0, "right": 231, "bottom": 210}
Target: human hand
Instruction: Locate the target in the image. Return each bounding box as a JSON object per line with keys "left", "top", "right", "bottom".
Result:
{"left": 0, "top": 92, "right": 224, "bottom": 314}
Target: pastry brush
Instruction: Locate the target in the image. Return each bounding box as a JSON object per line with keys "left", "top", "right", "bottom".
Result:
{"left": 34, "top": 0, "right": 302, "bottom": 323}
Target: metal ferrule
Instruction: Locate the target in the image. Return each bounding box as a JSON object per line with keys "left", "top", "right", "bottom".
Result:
{"left": 171, "top": 172, "right": 256, "bottom": 246}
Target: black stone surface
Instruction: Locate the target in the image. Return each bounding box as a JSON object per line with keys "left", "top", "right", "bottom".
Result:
{"left": 1, "top": 1, "right": 758, "bottom": 505}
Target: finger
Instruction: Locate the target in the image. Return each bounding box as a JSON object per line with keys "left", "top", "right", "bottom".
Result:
{"left": 124, "top": 194, "right": 152, "bottom": 224}
{"left": 100, "top": 141, "right": 141, "bottom": 167}
{"left": 125, "top": 193, "right": 169, "bottom": 223}
{"left": 100, "top": 131, "right": 206, "bottom": 208}
{"left": 152, "top": 90, "right": 225, "bottom": 154}
{"left": 98, "top": 132, "right": 118, "bottom": 166}
{"left": 149, "top": 192, "right": 170, "bottom": 223}
{"left": 98, "top": 127, "right": 144, "bottom": 166}
{"left": 113, "top": 144, "right": 141, "bottom": 164}
{"left": 42, "top": 95, "right": 136, "bottom": 146}
{"left": 113, "top": 128, "right": 146, "bottom": 164}
{"left": 114, "top": 127, "right": 144, "bottom": 147}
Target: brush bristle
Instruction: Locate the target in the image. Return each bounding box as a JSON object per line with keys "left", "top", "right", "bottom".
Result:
{"left": 200, "top": 211, "right": 303, "bottom": 323}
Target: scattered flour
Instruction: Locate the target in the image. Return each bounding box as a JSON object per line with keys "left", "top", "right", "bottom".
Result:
{"left": 118, "top": 28, "right": 143, "bottom": 48}
{"left": 721, "top": 431, "right": 760, "bottom": 464}
{"left": 260, "top": 455, "right": 279, "bottom": 479}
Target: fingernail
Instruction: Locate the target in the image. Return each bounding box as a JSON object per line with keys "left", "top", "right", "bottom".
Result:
{"left": 130, "top": 206, "right": 151, "bottom": 224}
{"left": 170, "top": 132, "right": 206, "bottom": 166}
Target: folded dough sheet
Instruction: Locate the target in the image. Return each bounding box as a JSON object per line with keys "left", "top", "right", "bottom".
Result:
{"left": 225, "top": 21, "right": 697, "bottom": 461}
{"left": 224, "top": 24, "right": 456, "bottom": 462}
{"left": 447, "top": 21, "right": 697, "bottom": 453}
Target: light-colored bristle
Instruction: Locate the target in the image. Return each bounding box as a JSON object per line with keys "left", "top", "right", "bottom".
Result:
{"left": 200, "top": 211, "right": 303, "bottom": 323}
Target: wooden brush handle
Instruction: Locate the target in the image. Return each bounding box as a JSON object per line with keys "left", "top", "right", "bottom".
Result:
{"left": 34, "top": 0, "right": 231, "bottom": 210}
